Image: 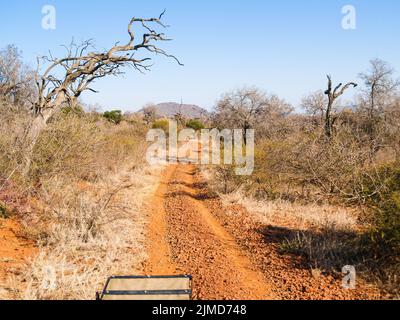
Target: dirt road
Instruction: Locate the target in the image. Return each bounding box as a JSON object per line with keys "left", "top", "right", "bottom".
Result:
{"left": 144, "top": 162, "right": 380, "bottom": 300}
{"left": 144, "top": 163, "right": 272, "bottom": 300}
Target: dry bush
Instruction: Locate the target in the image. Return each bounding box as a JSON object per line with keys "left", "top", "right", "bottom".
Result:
{"left": 0, "top": 100, "right": 32, "bottom": 185}
{"left": 204, "top": 131, "right": 375, "bottom": 203}
{"left": 12, "top": 167, "right": 161, "bottom": 300}
{"left": 207, "top": 166, "right": 244, "bottom": 194}
{"left": 247, "top": 132, "right": 375, "bottom": 202}
{"left": 30, "top": 113, "right": 105, "bottom": 182}
{"left": 15, "top": 114, "right": 154, "bottom": 299}
{"left": 30, "top": 113, "right": 147, "bottom": 184}
{"left": 211, "top": 165, "right": 399, "bottom": 297}
{"left": 100, "top": 120, "right": 147, "bottom": 171}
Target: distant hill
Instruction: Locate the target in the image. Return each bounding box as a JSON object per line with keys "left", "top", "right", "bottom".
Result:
{"left": 138, "top": 102, "right": 209, "bottom": 119}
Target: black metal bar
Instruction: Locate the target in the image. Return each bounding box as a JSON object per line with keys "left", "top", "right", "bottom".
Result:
{"left": 103, "top": 290, "right": 192, "bottom": 296}
{"left": 108, "top": 275, "right": 192, "bottom": 280}
{"left": 99, "top": 275, "right": 193, "bottom": 300}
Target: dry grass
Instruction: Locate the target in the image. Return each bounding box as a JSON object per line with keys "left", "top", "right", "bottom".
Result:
{"left": 8, "top": 165, "right": 162, "bottom": 300}
{"left": 219, "top": 189, "right": 360, "bottom": 232}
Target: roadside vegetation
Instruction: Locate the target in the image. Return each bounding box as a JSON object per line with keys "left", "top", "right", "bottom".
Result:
{"left": 206, "top": 61, "right": 400, "bottom": 298}
{"left": 0, "top": 93, "right": 165, "bottom": 299}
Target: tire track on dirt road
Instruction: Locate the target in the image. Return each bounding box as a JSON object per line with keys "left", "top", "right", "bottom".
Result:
{"left": 144, "top": 163, "right": 273, "bottom": 300}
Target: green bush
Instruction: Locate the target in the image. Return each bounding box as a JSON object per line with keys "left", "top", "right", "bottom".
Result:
{"left": 186, "top": 119, "right": 205, "bottom": 131}
{"left": 103, "top": 110, "right": 123, "bottom": 125}
{"left": 152, "top": 119, "right": 170, "bottom": 133}
{"left": 62, "top": 105, "right": 85, "bottom": 116}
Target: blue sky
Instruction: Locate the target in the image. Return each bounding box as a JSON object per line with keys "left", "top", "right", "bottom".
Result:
{"left": 1, "top": 0, "right": 399, "bottom": 111}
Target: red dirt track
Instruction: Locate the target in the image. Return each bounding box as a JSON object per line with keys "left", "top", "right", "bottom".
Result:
{"left": 144, "top": 163, "right": 380, "bottom": 300}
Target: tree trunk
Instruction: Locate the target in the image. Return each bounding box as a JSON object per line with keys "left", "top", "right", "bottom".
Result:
{"left": 324, "top": 99, "right": 333, "bottom": 139}
{"left": 22, "top": 115, "right": 48, "bottom": 177}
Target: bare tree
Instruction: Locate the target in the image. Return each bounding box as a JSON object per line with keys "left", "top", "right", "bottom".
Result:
{"left": 142, "top": 103, "right": 158, "bottom": 125}
{"left": 22, "top": 11, "right": 182, "bottom": 175}
{"left": 301, "top": 90, "right": 327, "bottom": 125}
{"left": 358, "top": 59, "right": 400, "bottom": 155}
{"left": 174, "top": 99, "right": 186, "bottom": 126}
{"left": 359, "top": 59, "right": 399, "bottom": 117}
{"left": 214, "top": 87, "right": 292, "bottom": 141}
{"left": 324, "top": 75, "right": 357, "bottom": 138}
{"left": 0, "top": 45, "right": 35, "bottom": 107}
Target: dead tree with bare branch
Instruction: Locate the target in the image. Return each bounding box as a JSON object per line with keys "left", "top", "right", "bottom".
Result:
{"left": 324, "top": 75, "right": 357, "bottom": 139}
{"left": 23, "top": 11, "right": 182, "bottom": 175}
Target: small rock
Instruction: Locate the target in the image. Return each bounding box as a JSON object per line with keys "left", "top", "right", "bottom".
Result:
{"left": 311, "top": 268, "right": 322, "bottom": 279}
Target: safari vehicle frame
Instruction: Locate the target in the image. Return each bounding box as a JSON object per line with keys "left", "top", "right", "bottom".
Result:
{"left": 97, "top": 275, "right": 193, "bottom": 300}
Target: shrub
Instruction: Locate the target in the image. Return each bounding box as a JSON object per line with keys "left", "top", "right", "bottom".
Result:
{"left": 237, "top": 129, "right": 375, "bottom": 202}
{"left": 186, "top": 119, "right": 205, "bottom": 131}
{"left": 152, "top": 119, "right": 170, "bottom": 133}
{"left": 30, "top": 112, "right": 147, "bottom": 183}
{"left": 0, "top": 101, "right": 32, "bottom": 183}
{"left": 101, "top": 121, "right": 147, "bottom": 170}
{"left": 61, "top": 105, "right": 85, "bottom": 117}
{"left": 18, "top": 169, "right": 156, "bottom": 300}
{"left": 31, "top": 113, "right": 105, "bottom": 182}
{"left": 103, "top": 110, "right": 123, "bottom": 124}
